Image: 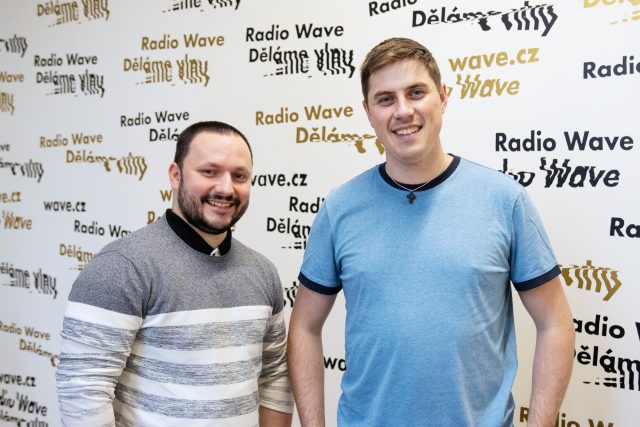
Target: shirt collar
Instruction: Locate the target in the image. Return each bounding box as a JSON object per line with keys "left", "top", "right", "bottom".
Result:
{"left": 165, "top": 209, "right": 232, "bottom": 256}
{"left": 378, "top": 154, "right": 460, "bottom": 192}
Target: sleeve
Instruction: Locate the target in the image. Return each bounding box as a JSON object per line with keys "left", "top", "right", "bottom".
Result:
{"left": 55, "top": 251, "right": 145, "bottom": 426}
{"left": 257, "top": 265, "right": 294, "bottom": 413}
{"left": 510, "top": 189, "right": 561, "bottom": 291}
{"left": 257, "top": 308, "right": 295, "bottom": 413}
{"left": 298, "top": 200, "right": 342, "bottom": 295}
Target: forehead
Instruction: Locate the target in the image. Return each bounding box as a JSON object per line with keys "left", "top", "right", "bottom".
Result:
{"left": 368, "top": 59, "right": 436, "bottom": 95}
{"left": 185, "top": 131, "right": 252, "bottom": 166}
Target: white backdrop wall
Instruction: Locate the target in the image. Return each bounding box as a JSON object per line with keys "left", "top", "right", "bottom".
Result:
{"left": 1, "top": 1, "right": 639, "bottom": 426}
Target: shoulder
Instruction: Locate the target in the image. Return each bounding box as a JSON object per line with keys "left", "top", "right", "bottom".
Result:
{"left": 229, "top": 239, "right": 279, "bottom": 275}
{"left": 319, "top": 165, "right": 380, "bottom": 214}
{"left": 329, "top": 165, "right": 379, "bottom": 197}
{"left": 98, "top": 218, "right": 171, "bottom": 260}
{"left": 74, "top": 219, "right": 176, "bottom": 292}
{"left": 67, "top": 222, "right": 172, "bottom": 316}
{"left": 458, "top": 157, "right": 522, "bottom": 188}
{"left": 229, "top": 239, "right": 283, "bottom": 311}
{"left": 454, "top": 157, "right": 526, "bottom": 202}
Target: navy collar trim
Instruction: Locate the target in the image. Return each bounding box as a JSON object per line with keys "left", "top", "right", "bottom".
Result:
{"left": 378, "top": 155, "right": 460, "bottom": 192}
{"left": 165, "top": 209, "right": 232, "bottom": 256}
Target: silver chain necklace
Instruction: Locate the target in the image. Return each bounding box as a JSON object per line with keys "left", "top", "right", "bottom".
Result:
{"left": 387, "top": 156, "right": 448, "bottom": 205}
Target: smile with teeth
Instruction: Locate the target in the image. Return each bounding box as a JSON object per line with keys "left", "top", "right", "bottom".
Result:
{"left": 394, "top": 126, "right": 420, "bottom": 136}
{"left": 207, "top": 199, "right": 233, "bottom": 208}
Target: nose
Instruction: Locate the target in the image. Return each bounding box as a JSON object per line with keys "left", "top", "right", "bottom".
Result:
{"left": 394, "top": 97, "right": 414, "bottom": 119}
{"left": 215, "top": 172, "right": 234, "bottom": 196}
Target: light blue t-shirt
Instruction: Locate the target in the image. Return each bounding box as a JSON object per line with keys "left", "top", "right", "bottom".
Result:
{"left": 299, "top": 156, "right": 560, "bottom": 427}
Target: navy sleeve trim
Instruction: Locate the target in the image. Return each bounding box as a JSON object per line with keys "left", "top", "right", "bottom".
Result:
{"left": 513, "top": 265, "right": 561, "bottom": 291}
{"left": 298, "top": 272, "right": 342, "bottom": 295}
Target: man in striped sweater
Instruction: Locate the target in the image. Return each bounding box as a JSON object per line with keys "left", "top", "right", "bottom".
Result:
{"left": 56, "top": 121, "right": 294, "bottom": 426}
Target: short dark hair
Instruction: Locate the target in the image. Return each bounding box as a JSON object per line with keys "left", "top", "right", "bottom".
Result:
{"left": 360, "top": 37, "right": 442, "bottom": 101}
{"left": 174, "top": 121, "right": 252, "bottom": 168}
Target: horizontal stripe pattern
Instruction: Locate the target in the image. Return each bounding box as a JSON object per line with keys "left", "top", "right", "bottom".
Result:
{"left": 143, "top": 305, "right": 272, "bottom": 326}
{"left": 137, "top": 319, "right": 267, "bottom": 350}
{"left": 57, "top": 303, "right": 293, "bottom": 426}
{"left": 65, "top": 301, "right": 142, "bottom": 328}
{"left": 124, "top": 353, "right": 261, "bottom": 385}
{"left": 115, "top": 385, "right": 259, "bottom": 419}
{"left": 114, "top": 402, "right": 258, "bottom": 427}
{"left": 117, "top": 371, "right": 259, "bottom": 401}
{"left": 129, "top": 341, "right": 263, "bottom": 364}
{"left": 61, "top": 317, "right": 138, "bottom": 352}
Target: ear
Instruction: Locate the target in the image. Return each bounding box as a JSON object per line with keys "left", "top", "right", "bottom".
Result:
{"left": 362, "top": 100, "right": 373, "bottom": 125}
{"left": 440, "top": 84, "right": 448, "bottom": 115}
{"left": 168, "top": 162, "right": 181, "bottom": 191}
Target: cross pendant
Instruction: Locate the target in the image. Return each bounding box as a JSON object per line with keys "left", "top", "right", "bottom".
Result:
{"left": 407, "top": 192, "right": 416, "bottom": 204}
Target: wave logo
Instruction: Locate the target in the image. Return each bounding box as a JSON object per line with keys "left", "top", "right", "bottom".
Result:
{"left": 283, "top": 282, "right": 298, "bottom": 307}
{"left": 0, "top": 92, "right": 14, "bottom": 115}
{"left": 560, "top": 260, "right": 621, "bottom": 301}
{"left": 0, "top": 159, "right": 44, "bottom": 182}
{"left": 37, "top": 0, "right": 110, "bottom": 26}
{"left": 0, "top": 35, "right": 28, "bottom": 57}
{"left": 177, "top": 54, "right": 210, "bottom": 86}
{"left": 577, "top": 345, "right": 640, "bottom": 392}
{"left": 414, "top": 1, "right": 558, "bottom": 37}
{"left": 164, "top": 0, "right": 241, "bottom": 13}
{"left": 116, "top": 153, "right": 148, "bottom": 181}
{"left": 487, "top": 2, "right": 558, "bottom": 36}
{"left": 83, "top": 0, "right": 110, "bottom": 20}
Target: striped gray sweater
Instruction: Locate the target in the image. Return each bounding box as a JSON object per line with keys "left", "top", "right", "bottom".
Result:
{"left": 56, "top": 217, "right": 293, "bottom": 426}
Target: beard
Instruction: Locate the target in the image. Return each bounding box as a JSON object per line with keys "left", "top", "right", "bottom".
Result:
{"left": 177, "top": 179, "right": 248, "bottom": 235}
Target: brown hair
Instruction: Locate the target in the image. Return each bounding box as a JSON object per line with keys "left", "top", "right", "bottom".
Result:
{"left": 360, "top": 37, "right": 442, "bottom": 101}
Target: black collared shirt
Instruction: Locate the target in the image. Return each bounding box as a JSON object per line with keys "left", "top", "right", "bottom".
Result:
{"left": 165, "top": 209, "right": 232, "bottom": 256}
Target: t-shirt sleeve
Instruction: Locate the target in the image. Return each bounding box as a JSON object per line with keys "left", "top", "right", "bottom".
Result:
{"left": 510, "top": 189, "right": 561, "bottom": 291}
{"left": 298, "top": 200, "right": 342, "bottom": 295}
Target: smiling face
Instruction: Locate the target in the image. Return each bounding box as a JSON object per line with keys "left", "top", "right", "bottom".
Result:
{"left": 363, "top": 59, "right": 448, "bottom": 179}
{"left": 169, "top": 131, "right": 252, "bottom": 246}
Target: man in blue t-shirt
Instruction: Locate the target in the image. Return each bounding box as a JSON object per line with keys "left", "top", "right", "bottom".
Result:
{"left": 288, "top": 38, "right": 575, "bottom": 427}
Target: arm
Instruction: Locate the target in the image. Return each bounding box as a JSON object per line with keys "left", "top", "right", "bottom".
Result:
{"left": 259, "top": 405, "right": 293, "bottom": 427}
{"left": 518, "top": 276, "right": 575, "bottom": 427}
{"left": 257, "top": 261, "right": 296, "bottom": 425}
{"left": 258, "top": 307, "right": 294, "bottom": 425}
{"left": 56, "top": 302, "right": 141, "bottom": 427}
{"left": 288, "top": 285, "right": 337, "bottom": 427}
{"left": 55, "top": 251, "right": 144, "bottom": 427}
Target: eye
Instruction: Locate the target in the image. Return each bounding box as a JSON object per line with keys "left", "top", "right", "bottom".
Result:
{"left": 201, "top": 169, "right": 217, "bottom": 176}
{"left": 376, "top": 95, "right": 393, "bottom": 106}
{"left": 233, "top": 172, "right": 249, "bottom": 182}
{"left": 409, "top": 88, "right": 426, "bottom": 98}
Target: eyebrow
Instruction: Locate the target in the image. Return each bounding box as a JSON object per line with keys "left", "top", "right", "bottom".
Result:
{"left": 371, "top": 83, "right": 430, "bottom": 99}
{"left": 196, "top": 162, "right": 251, "bottom": 173}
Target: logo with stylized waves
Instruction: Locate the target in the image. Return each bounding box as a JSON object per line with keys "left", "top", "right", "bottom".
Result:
{"left": 164, "top": 0, "right": 241, "bottom": 13}
{"left": 283, "top": 282, "right": 299, "bottom": 307}
{"left": 560, "top": 260, "right": 621, "bottom": 301}
{"left": 0, "top": 35, "right": 28, "bottom": 57}
{"left": 116, "top": 153, "right": 148, "bottom": 180}
{"left": 414, "top": 1, "right": 558, "bottom": 37}
{"left": 37, "top": 0, "right": 110, "bottom": 26}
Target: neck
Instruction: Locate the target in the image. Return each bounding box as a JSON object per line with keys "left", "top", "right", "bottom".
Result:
{"left": 386, "top": 151, "right": 451, "bottom": 184}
